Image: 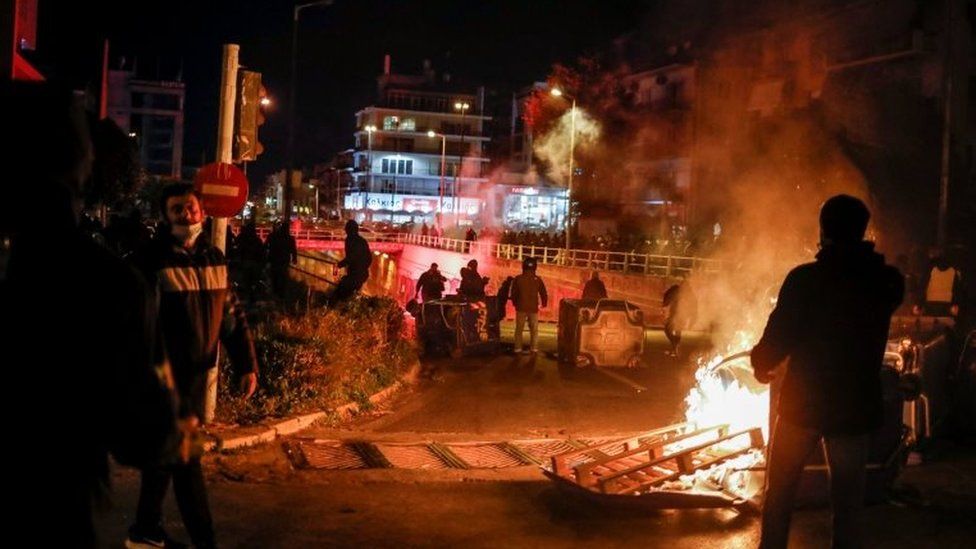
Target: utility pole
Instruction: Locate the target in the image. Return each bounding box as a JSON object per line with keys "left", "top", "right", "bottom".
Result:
{"left": 937, "top": 0, "right": 957, "bottom": 248}
{"left": 203, "top": 43, "right": 239, "bottom": 424}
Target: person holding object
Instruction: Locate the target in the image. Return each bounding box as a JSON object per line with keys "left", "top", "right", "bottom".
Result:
{"left": 751, "top": 195, "right": 903, "bottom": 549}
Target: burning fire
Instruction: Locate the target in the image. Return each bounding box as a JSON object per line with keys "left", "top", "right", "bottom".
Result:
{"left": 683, "top": 329, "right": 770, "bottom": 440}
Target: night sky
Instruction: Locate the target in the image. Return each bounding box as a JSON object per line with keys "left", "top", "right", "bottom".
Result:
{"left": 30, "top": 0, "right": 644, "bottom": 185}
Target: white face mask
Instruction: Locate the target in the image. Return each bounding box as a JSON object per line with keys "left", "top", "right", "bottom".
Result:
{"left": 171, "top": 222, "right": 204, "bottom": 246}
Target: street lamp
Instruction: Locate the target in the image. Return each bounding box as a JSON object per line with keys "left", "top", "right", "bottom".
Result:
{"left": 453, "top": 101, "right": 470, "bottom": 224}
{"left": 285, "top": 0, "right": 334, "bottom": 224}
{"left": 364, "top": 124, "right": 376, "bottom": 217}
{"left": 550, "top": 87, "right": 577, "bottom": 250}
{"left": 427, "top": 130, "right": 448, "bottom": 214}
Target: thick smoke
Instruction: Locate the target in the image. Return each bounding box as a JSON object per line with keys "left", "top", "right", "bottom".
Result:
{"left": 533, "top": 108, "right": 602, "bottom": 186}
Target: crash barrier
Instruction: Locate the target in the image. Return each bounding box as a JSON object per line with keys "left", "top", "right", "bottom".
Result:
{"left": 557, "top": 299, "right": 645, "bottom": 368}
{"left": 252, "top": 227, "right": 720, "bottom": 278}
{"left": 406, "top": 297, "right": 503, "bottom": 359}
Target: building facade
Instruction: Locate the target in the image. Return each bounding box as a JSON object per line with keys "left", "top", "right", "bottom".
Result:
{"left": 107, "top": 69, "right": 185, "bottom": 179}
{"left": 346, "top": 57, "right": 491, "bottom": 226}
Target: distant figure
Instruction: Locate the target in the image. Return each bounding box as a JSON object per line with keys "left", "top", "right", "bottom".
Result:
{"left": 416, "top": 263, "right": 447, "bottom": 303}
{"left": 267, "top": 221, "right": 297, "bottom": 298}
{"left": 496, "top": 275, "right": 515, "bottom": 322}
{"left": 751, "top": 195, "right": 903, "bottom": 549}
{"left": 663, "top": 281, "right": 697, "bottom": 357}
{"left": 236, "top": 220, "right": 267, "bottom": 301}
{"left": 329, "top": 219, "right": 372, "bottom": 305}
{"left": 919, "top": 251, "right": 964, "bottom": 317}
{"left": 511, "top": 257, "right": 548, "bottom": 353}
{"left": 421, "top": 222, "right": 429, "bottom": 237}
{"left": 459, "top": 259, "right": 489, "bottom": 301}
{"left": 2, "top": 80, "right": 179, "bottom": 548}
{"left": 582, "top": 271, "right": 608, "bottom": 301}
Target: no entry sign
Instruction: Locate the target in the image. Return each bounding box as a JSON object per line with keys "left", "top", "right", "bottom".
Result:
{"left": 193, "top": 162, "right": 249, "bottom": 217}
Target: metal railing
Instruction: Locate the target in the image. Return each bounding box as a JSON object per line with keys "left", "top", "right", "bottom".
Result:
{"left": 250, "top": 228, "right": 718, "bottom": 278}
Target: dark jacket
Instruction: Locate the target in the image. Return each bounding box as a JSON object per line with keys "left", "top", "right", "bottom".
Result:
{"left": 459, "top": 267, "right": 488, "bottom": 300}
{"left": 3, "top": 224, "right": 180, "bottom": 543}
{"left": 511, "top": 272, "right": 548, "bottom": 314}
{"left": 752, "top": 242, "right": 904, "bottom": 434}
{"left": 130, "top": 233, "right": 258, "bottom": 416}
{"left": 267, "top": 227, "right": 297, "bottom": 266}
{"left": 582, "top": 278, "right": 608, "bottom": 300}
{"left": 416, "top": 270, "right": 446, "bottom": 302}
{"left": 338, "top": 233, "right": 372, "bottom": 280}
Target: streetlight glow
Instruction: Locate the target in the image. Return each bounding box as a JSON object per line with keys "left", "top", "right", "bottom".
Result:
{"left": 364, "top": 125, "right": 376, "bottom": 133}
{"left": 260, "top": 96, "right": 272, "bottom": 107}
{"left": 550, "top": 88, "right": 563, "bottom": 97}
{"left": 454, "top": 101, "right": 469, "bottom": 111}
{"left": 427, "top": 130, "right": 436, "bottom": 138}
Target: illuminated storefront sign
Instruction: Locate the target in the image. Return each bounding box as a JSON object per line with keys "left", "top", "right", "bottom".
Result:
{"left": 345, "top": 193, "right": 481, "bottom": 215}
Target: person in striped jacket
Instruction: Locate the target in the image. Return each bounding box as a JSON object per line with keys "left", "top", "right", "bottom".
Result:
{"left": 126, "top": 183, "right": 258, "bottom": 549}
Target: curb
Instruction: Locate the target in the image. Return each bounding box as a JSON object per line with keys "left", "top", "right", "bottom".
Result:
{"left": 205, "top": 358, "right": 422, "bottom": 452}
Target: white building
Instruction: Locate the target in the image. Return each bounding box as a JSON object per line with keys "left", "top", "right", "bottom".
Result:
{"left": 347, "top": 57, "right": 491, "bottom": 226}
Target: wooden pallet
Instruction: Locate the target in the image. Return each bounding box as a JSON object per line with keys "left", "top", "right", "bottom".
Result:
{"left": 549, "top": 423, "right": 765, "bottom": 496}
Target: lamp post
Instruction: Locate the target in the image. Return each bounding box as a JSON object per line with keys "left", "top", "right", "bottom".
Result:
{"left": 550, "top": 87, "right": 576, "bottom": 250}
{"left": 427, "top": 130, "right": 447, "bottom": 214}
{"left": 285, "top": 0, "right": 333, "bottom": 225}
{"left": 364, "top": 124, "right": 376, "bottom": 218}
{"left": 453, "top": 101, "right": 470, "bottom": 225}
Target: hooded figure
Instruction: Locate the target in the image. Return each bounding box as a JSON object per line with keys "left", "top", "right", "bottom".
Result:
{"left": 459, "top": 259, "right": 489, "bottom": 301}
{"left": 328, "top": 219, "right": 373, "bottom": 305}
{"left": 751, "top": 194, "right": 903, "bottom": 549}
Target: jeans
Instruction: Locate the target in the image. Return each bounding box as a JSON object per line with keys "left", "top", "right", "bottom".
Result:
{"left": 135, "top": 458, "right": 215, "bottom": 547}
{"left": 760, "top": 416, "right": 870, "bottom": 549}
{"left": 514, "top": 312, "right": 539, "bottom": 351}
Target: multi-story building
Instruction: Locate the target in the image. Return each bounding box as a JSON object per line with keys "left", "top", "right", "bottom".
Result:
{"left": 107, "top": 67, "right": 185, "bottom": 179}
{"left": 345, "top": 56, "right": 491, "bottom": 226}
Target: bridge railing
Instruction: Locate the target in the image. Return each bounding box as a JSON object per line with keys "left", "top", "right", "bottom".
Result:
{"left": 395, "top": 233, "right": 719, "bottom": 278}
{"left": 251, "top": 228, "right": 718, "bottom": 278}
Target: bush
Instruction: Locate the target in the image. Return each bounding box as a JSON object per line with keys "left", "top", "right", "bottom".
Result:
{"left": 217, "top": 295, "right": 416, "bottom": 425}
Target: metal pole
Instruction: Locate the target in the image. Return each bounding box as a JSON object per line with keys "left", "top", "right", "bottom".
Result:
{"left": 205, "top": 43, "right": 239, "bottom": 424}
{"left": 366, "top": 129, "right": 373, "bottom": 219}
{"left": 566, "top": 99, "right": 576, "bottom": 250}
{"left": 937, "top": 0, "right": 955, "bottom": 248}
{"left": 284, "top": 8, "right": 299, "bottom": 223}
{"left": 439, "top": 134, "right": 446, "bottom": 213}
{"left": 455, "top": 108, "right": 466, "bottom": 226}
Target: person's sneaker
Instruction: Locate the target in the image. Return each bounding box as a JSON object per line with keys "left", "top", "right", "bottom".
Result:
{"left": 126, "top": 526, "right": 188, "bottom": 549}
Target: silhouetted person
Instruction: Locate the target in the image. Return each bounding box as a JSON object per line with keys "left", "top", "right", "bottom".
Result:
{"left": 128, "top": 184, "right": 258, "bottom": 548}
{"left": 459, "top": 259, "right": 489, "bottom": 301}
{"left": 267, "top": 221, "right": 297, "bottom": 298}
{"left": 496, "top": 275, "right": 515, "bottom": 322}
{"left": 582, "top": 271, "right": 608, "bottom": 300}
{"left": 752, "top": 195, "right": 903, "bottom": 549}
{"left": 236, "top": 220, "right": 268, "bottom": 301}
{"left": 329, "top": 219, "right": 372, "bottom": 305}
{"left": 663, "top": 282, "right": 697, "bottom": 357}
{"left": 416, "top": 263, "right": 447, "bottom": 302}
{"left": 511, "top": 257, "right": 548, "bottom": 353}
{"left": 919, "top": 251, "right": 964, "bottom": 318}
{"left": 421, "top": 222, "right": 429, "bottom": 237}
{"left": 1, "top": 81, "right": 179, "bottom": 548}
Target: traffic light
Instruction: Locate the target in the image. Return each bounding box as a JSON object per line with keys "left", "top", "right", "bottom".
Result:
{"left": 234, "top": 70, "right": 266, "bottom": 162}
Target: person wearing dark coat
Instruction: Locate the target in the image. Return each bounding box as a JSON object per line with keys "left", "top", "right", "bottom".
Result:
{"left": 328, "top": 219, "right": 372, "bottom": 305}
{"left": 1, "top": 81, "right": 179, "bottom": 548}
{"left": 751, "top": 195, "right": 904, "bottom": 549}
{"left": 416, "top": 263, "right": 447, "bottom": 302}
{"left": 267, "top": 221, "right": 297, "bottom": 298}
{"left": 510, "top": 257, "right": 548, "bottom": 353}
{"left": 582, "top": 271, "right": 608, "bottom": 301}
{"left": 663, "top": 282, "right": 697, "bottom": 357}
{"left": 459, "top": 259, "right": 489, "bottom": 301}
{"left": 236, "top": 220, "right": 267, "bottom": 301}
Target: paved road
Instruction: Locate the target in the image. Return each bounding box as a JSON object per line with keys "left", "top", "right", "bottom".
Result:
{"left": 96, "top": 329, "right": 976, "bottom": 548}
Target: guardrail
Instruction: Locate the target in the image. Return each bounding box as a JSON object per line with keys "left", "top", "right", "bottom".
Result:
{"left": 251, "top": 228, "right": 717, "bottom": 278}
